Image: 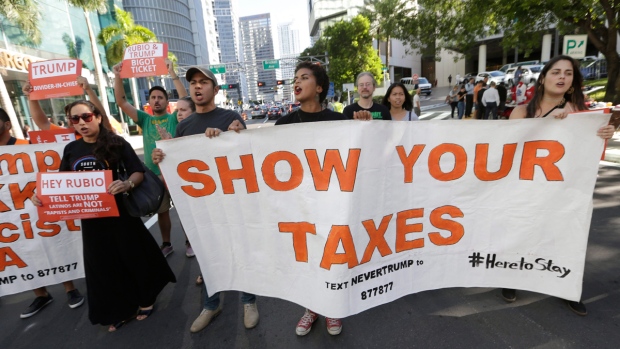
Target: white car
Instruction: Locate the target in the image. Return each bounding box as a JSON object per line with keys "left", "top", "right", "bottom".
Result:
{"left": 506, "top": 65, "right": 543, "bottom": 87}
{"left": 475, "top": 71, "right": 505, "bottom": 85}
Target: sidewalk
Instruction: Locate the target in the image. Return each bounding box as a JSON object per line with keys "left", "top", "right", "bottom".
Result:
{"left": 604, "top": 133, "right": 620, "bottom": 163}
{"left": 126, "top": 134, "right": 143, "bottom": 151}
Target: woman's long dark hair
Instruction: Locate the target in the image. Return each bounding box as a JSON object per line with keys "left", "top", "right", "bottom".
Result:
{"left": 66, "top": 100, "right": 123, "bottom": 164}
{"left": 382, "top": 82, "right": 413, "bottom": 111}
{"left": 526, "top": 55, "right": 587, "bottom": 118}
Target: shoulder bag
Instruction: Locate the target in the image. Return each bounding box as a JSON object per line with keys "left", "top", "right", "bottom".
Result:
{"left": 117, "top": 160, "right": 166, "bottom": 217}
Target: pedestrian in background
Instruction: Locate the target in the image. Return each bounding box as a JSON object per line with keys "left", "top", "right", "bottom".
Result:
{"left": 482, "top": 81, "right": 500, "bottom": 119}
{"left": 447, "top": 85, "right": 459, "bottom": 118}
{"left": 448, "top": 74, "right": 452, "bottom": 85}
{"left": 514, "top": 66, "right": 523, "bottom": 85}
{"left": 382, "top": 82, "right": 417, "bottom": 121}
{"left": 413, "top": 87, "right": 422, "bottom": 117}
{"left": 497, "top": 82, "right": 507, "bottom": 117}
{"left": 508, "top": 55, "right": 616, "bottom": 316}
{"left": 457, "top": 85, "right": 466, "bottom": 119}
{"left": 465, "top": 78, "right": 475, "bottom": 117}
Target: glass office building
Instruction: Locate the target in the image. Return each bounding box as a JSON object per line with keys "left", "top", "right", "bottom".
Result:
{"left": 0, "top": 0, "right": 121, "bottom": 131}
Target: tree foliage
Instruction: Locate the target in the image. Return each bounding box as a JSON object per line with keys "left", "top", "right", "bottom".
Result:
{"left": 97, "top": 5, "right": 157, "bottom": 66}
{"left": 395, "top": 0, "right": 620, "bottom": 102}
{"left": 302, "top": 15, "right": 383, "bottom": 91}
{"left": 0, "top": 0, "right": 41, "bottom": 44}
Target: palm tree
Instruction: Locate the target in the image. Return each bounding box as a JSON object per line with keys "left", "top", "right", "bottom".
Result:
{"left": 66, "top": 0, "right": 111, "bottom": 118}
{"left": 97, "top": 5, "right": 156, "bottom": 112}
{"left": 0, "top": 0, "right": 41, "bottom": 139}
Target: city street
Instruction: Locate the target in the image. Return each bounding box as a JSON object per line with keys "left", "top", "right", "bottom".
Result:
{"left": 2, "top": 113, "right": 620, "bottom": 348}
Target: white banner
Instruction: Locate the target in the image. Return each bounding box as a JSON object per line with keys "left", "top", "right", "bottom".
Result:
{"left": 0, "top": 143, "right": 84, "bottom": 296}
{"left": 157, "top": 116, "right": 609, "bottom": 318}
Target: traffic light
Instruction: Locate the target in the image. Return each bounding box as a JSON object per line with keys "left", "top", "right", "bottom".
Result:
{"left": 257, "top": 81, "right": 265, "bottom": 87}
{"left": 227, "top": 83, "right": 238, "bottom": 89}
{"left": 276, "top": 80, "right": 285, "bottom": 85}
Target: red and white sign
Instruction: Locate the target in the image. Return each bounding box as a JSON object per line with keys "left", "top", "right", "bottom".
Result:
{"left": 28, "top": 59, "right": 83, "bottom": 100}
{"left": 412, "top": 73, "right": 419, "bottom": 80}
{"left": 120, "top": 43, "right": 168, "bottom": 78}
{"left": 36, "top": 171, "right": 119, "bottom": 221}
{"left": 29, "top": 129, "right": 76, "bottom": 144}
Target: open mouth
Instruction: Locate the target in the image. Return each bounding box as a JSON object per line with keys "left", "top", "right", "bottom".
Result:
{"left": 294, "top": 87, "right": 302, "bottom": 95}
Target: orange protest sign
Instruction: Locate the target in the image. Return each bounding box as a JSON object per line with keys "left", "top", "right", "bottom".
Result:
{"left": 28, "top": 59, "right": 83, "bottom": 100}
{"left": 29, "top": 129, "right": 76, "bottom": 144}
{"left": 36, "top": 171, "right": 119, "bottom": 221}
{"left": 120, "top": 42, "right": 168, "bottom": 78}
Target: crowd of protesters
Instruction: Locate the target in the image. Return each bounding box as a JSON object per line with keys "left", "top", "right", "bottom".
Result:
{"left": 1, "top": 54, "right": 616, "bottom": 335}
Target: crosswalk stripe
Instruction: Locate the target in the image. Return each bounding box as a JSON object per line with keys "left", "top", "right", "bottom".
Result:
{"left": 419, "top": 111, "right": 452, "bottom": 120}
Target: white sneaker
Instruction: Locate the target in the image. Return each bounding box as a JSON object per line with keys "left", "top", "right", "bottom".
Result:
{"left": 244, "top": 303, "right": 259, "bottom": 329}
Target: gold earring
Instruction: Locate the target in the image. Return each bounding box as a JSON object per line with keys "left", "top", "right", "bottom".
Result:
{"left": 567, "top": 87, "right": 574, "bottom": 94}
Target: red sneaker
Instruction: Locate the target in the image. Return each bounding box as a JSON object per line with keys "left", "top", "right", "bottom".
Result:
{"left": 326, "top": 317, "right": 342, "bottom": 335}
{"left": 295, "top": 309, "right": 318, "bottom": 336}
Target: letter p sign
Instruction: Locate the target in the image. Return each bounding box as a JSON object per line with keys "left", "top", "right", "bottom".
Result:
{"left": 563, "top": 35, "right": 588, "bottom": 59}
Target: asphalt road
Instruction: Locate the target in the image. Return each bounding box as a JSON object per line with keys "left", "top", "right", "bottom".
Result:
{"left": 2, "top": 156, "right": 620, "bottom": 348}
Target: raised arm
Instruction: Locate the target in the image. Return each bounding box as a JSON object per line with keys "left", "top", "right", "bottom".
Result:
{"left": 77, "top": 76, "right": 107, "bottom": 118}
{"left": 22, "top": 82, "right": 52, "bottom": 130}
{"left": 167, "top": 59, "right": 187, "bottom": 98}
{"left": 113, "top": 63, "right": 139, "bottom": 123}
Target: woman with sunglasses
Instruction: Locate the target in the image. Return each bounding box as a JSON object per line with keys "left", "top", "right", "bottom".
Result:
{"left": 32, "top": 101, "right": 176, "bottom": 332}
{"left": 507, "top": 55, "right": 615, "bottom": 316}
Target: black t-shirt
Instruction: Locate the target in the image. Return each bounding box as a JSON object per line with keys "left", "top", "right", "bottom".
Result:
{"left": 275, "top": 109, "right": 346, "bottom": 125}
{"left": 457, "top": 91, "right": 466, "bottom": 102}
{"left": 342, "top": 102, "right": 391, "bottom": 120}
{"left": 175, "top": 108, "right": 246, "bottom": 137}
{"left": 60, "top": 137, "right": 143, "bottom": 180}
{"left": 476, "top": 88, "right": 487, "bottom": 105}
{"left": 497, "top": 85, "right": 507, "bottom": 103}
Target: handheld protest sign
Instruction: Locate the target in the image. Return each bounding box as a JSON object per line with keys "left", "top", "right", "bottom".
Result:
{"left": 120, "top": 42, "right": 169, "bottom": 78}
{"left": 36, "top": 171, "right": 119, "bottom": 221}
{"left": 28, "top": 59, "right": 83, "bottom": 100}
{"left": 29, "top": 129, "right": 76, "bottom": 144}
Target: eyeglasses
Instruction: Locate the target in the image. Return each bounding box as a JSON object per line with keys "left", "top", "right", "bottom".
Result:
{"left": 357, "top": 83, "right": 373, "bottom": 88}
{"left": 69, "top": 113, "right": 94, "bottom": 124}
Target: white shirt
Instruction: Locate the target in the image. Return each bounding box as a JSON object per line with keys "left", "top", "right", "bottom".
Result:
{"left": 413, "top": 94, "right": 420, "bottom": 108}
{"left": 481, "top": 88, "right": 500, "bottom": 106}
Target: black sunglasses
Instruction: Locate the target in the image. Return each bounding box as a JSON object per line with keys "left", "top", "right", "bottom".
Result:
{"left": 69, "top": 113, "right": 94, "bottom": 124}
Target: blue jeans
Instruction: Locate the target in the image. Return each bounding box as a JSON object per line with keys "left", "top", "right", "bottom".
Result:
{"left": 203, "top": 282, "right": 256, "bottom": 310}
{"left": 457, "top": 101, "right": 465, "bottom": 119}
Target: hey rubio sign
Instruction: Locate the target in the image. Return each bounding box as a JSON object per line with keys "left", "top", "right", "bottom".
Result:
{"left": 28, "top": 59, "right": 83, "bottom": 100}
{"left": 120, "top": 43, "right": 168, "bottom": 78}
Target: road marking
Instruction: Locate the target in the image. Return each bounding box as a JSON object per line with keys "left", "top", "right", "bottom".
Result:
{"left": 419, "top": 111, "right": 453, "bottom": 120}
{"left": 145, "top": 215, "right": 158, "bottom": 229}
{"left": 421, "top": 103, "right": 448, "bottom": 111}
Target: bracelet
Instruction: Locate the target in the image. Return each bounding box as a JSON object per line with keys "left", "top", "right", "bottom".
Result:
{"left": 172, "top": 76, "right": 179, "bottom": 80}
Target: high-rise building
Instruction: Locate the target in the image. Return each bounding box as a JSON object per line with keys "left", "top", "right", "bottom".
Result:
{"left": 0, "top": 0, "right": 122, "bottom": 131}
{"left": 239, "top": 13, "right": 281, "bottom": 102}
{"left": 278, "top": 22, "right": 301, "bottom": 101}
{"left": 214, "top": 0, "right": 246, "bottom": 104}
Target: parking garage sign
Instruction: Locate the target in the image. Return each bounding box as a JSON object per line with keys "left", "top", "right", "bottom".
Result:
{"left": 563, "top": 35, "right": 588, "bottom": 59}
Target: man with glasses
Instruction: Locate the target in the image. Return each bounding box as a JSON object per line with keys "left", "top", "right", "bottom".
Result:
{"left": 343, "top": 72, "right": 391, "bottom": 120}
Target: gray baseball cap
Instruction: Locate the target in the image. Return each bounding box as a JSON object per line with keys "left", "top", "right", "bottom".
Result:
{"left": 185, "top": 66, "right": 219, "bottom": 86}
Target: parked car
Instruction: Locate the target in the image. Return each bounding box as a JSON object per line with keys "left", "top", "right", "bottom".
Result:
{"left": 475, "top": 71, "right": 505, "bottom": 85}
{"left": 505, "top": 65, "right": 543, "bottom": 86}
{"left": 580, "top": 59, "right": 607, "bottom": 80}
{"left": 399, "top": 76, "right": 432, "bottom": 95}
{"left": 462, "top": 72, "right": 477, "bottom": 83}
{"left": 498, "top": 60, "right": 540, "bottom": 73}
{"left": 267, "top": 107, "right": 282, "bottom": 120}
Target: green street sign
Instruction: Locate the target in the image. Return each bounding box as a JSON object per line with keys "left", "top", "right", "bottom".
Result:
{"left": 263, "top": 60, "right": 280, "bottom": 70}
{"left": 382, "top": 66, "right": 388, "bottom": 72}
{"left": 209, "top": 64, "right": 226, "bottom": 74}
{"left": 220, "top": 84, "right": 229, "bottom": 90}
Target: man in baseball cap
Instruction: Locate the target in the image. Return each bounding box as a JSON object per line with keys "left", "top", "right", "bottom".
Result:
{"left": 151, "top": 67, "right": 253, "bottom": 333}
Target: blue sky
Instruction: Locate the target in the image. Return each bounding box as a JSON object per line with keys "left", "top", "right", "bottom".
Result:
{"left": 237, "top": 0, "right": 311, "bottom": 52}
